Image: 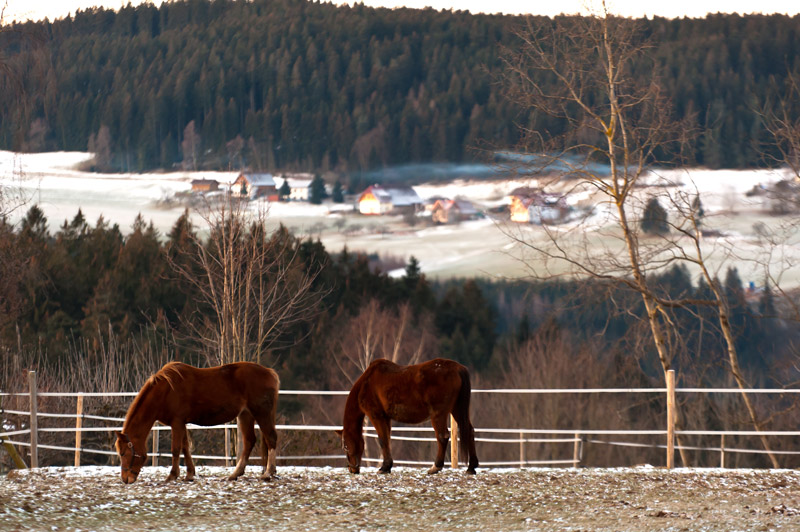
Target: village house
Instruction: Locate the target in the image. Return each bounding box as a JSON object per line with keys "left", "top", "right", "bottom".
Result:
{"left": 357, "top": 184, "right": 422, "bottom": 215}
{"left": 190, "top": 179, "right": 220, "bottom": 193}
{"left": 431, "top": 198, "right": 479, "bottom": 224}
{"left": 508, "top": 186, "right": 569, "bottom": 224}
{"left": 231, "top": 172, "right": 278, "bottom": 200}
{"left": 276, "top": 174, "right": 313, "bottom": 201}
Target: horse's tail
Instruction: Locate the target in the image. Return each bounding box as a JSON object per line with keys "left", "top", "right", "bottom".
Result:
{"left": 454, "top": 365, "right": 478, "bottom": 471}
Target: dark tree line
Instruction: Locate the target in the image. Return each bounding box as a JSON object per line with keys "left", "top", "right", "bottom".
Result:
{"left": 1, "top": 206, "right": 794, "bottom": 390}
{"left": 0, "top": 206, "right": 500, "bottom": 388}
{"left": 1, "top": 1, "right": 798, "bottom": 172}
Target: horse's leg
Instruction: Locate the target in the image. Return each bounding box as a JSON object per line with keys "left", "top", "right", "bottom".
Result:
{"left": 255, "top": 415, "right": 278, "bottom": 480}
{"left": 228, "top": 412, "right": 256, "bottom": 481}
{"left": 428, "top": 414, "right": 450, "bottom": 475}
{"left": 465, "top": 419, "right": 479, "bottom": 475}
{"left": 182, "top": 430, "right": 196, "bottom": 481}
{"left": 371, "top": 416, "right": 393, "bottom": 474}
{"left": 167, "top": 423, "right": 186, "bottom": 481}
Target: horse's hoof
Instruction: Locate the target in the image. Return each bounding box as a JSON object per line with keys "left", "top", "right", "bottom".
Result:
{"left": 466, "top": 469, "right": 477, "bottom": 475}
{"left": 183, "top": 476, "right": 196, "bottom": 482}
{"left": 427, "top": 466, "right": 441, "bottom": 475}
{"left": 259, "top": 474, "right": 273, "bottom": 482}
{"left": 377, "top": 468, "right": 391, "bottom": 474}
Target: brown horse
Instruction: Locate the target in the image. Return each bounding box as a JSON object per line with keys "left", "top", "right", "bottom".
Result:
{"left": 336, "top": 358, "right": 479, "bottom": 475}
{"left": 114, "top": 361, "right": 279, "bottom": 484}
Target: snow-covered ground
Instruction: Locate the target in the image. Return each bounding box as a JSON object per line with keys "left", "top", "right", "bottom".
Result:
{"left": 2, "top": 150, "right": 798, "bottom": 284}
{"left": 2, "top": 465, "right": 800, "bottom": 531}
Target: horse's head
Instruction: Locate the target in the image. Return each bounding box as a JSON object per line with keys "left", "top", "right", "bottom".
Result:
{"left": 115, "top": 431, "right": 147, "bottom": 484}
{"left": 335, "top": 428, "right": 363, "bottom": 474}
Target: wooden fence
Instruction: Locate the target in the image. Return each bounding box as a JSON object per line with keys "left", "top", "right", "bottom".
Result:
{"left": 4, "top": 369, "right": 800, "bottom": 471}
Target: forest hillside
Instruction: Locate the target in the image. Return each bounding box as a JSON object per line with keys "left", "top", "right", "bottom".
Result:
{"left": 1, "top": 0, "right": 798, "bottom": 172}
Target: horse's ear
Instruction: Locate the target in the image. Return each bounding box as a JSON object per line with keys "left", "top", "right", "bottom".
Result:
{"left": 115, "top": 431, "right": 127, "bottom": 442}
{"left": 334, "top": 429, "right": 343, "bottom": 438}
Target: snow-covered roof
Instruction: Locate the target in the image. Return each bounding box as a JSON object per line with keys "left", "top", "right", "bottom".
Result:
{"left": 434, "top": 198, "right": 478, "bottom": 214}
{"left": 361, "top": 184, "right": 422, "bottom": 206}
{"left": 453, "top": 198, "right": 477, "bottom": 214}
{"left": 276, "top": 177, "right": 312, "bottom": 189}
{"left": 236, "top": 173, "right": 275, "bottom": 187}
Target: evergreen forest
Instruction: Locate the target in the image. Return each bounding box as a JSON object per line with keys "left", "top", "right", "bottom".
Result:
{"left": 1, "top": 0, "right": 799, "bottom": 173}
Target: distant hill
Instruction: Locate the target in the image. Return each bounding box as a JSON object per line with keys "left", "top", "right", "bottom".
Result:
{"left": 1, "top": 0, "right": 798, "bottom": 176}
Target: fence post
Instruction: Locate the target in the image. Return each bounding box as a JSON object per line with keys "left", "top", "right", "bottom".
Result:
{"left": 152, "top": 423, "right": 159, "bottom": 467}
{"left": 28, "top": 371, "right": 38, "bottom": 469}
{"left": 74, "top": 393, "right": 83, "bottom": 467}
{"left": 519, "top": 431, "right": 525, "bottom": 468}
{"left": 450, "top": 414, "right": 458, "bottom": 469}
{"left": 572, "top": 432, "right": 581, "bottom": 468}
{"left": 666, "top": 369, "right": 676, "bottom": 469}
{"left": 720, "top": 433, "right": 726, "bottom": 469}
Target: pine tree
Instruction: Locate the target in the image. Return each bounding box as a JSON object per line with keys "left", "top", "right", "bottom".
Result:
{"left": 332, "top": 180, "right": 344, "bottom": 203}
{"left": 309, "top": 174, "right": 326, "bottom": 205}
{"left": 279, "top": 179, "right": 291, "bottom": 200}
{"left": 692, "top": 195, "right": 705, "bottom": 226}
{"left": 641, "top": 197, "right": 669, "bottom": 234}
{"left": 403, "top": 256, "right": 421, "bottom": 293}
{"left": 758, "top": 278, "right": 775, "bottom": 317}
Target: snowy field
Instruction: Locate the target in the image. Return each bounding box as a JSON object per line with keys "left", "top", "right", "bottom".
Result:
{"left": 2, "top": 465, "right": 800, "bottom": 531}
{"left": 2, "top": 150, "right": 799, "bottom": 283}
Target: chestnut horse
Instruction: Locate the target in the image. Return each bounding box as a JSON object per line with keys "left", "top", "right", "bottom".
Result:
{"left": 114, "top": 361, "right": 279, "bottom": 484}
{"left": 336, "top": 358, "right": 479, "bottom": 475}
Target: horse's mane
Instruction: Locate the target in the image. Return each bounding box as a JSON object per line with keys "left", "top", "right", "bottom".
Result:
{"left": 122, "top": 362, "right": 187, "bottom": 431}
{"left": 151, "top": 361, "right": 187, "bottom": 391}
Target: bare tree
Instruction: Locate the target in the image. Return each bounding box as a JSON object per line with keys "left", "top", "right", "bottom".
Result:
{"left": 167, "top": 196, "right": 323, "bottom": 366}
{"left": 478, "top": 320, "right": 665, "bottom": 466}
{"left": 501, "top": 2, "right": 788, "bottom": 465}
{"left": 497, "top": 3, "right": 795, "bottom": 466}
{"left": 500, "top": 5, "right": 700, "bottom": 463}
{"left": 87, "top": 125, "right": 113, "bottom": 171}
{"left": 181, "top": 120, "right": 201, "bottom": 171}
{"left": 326, "top": 299, "right": 437, "bottom": 388}
{"left": 226, "top": 135, "right": 245, "bottom": 170}
{"left": 755, "top": 68, "right": 800, "bottom": 320}
{"left": 24, "top": 117, "right": 48, "bottom": 151}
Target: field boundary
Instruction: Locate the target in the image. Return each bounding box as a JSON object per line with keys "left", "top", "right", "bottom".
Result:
{"left": 4, "top": 369, "right": 800, "bottom": 470}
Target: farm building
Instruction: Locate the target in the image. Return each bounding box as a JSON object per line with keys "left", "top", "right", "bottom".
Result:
{"left": 357, "top": 184, "right": 422, "bottom": 215}
{"left": 508, "top": 187, "right": 569, "bottom": 224}
{"left": 275, "top": 175, "right": 313, "bottom": 201}
{"left": 190, "top": 179, "right": 220, "bottom": 193}
{"left": 431, "top": 198, "right": 479, "bottom": 224}
{"left": 232, "top": 172, "right": 278, "bottom": 200}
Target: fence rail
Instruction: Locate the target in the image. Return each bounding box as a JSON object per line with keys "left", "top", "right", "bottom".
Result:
{"left": 3, "top": 370, "right": 800, "bottom": 471}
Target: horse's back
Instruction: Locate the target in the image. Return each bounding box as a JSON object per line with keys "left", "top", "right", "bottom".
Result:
{"left": 366, "top": 357, "right": 465, "bottom": 377}
{"left": 226, "top": 361, "right": 280, "bottom": 386}
{"left": 154, "top": 361, "right": 279, "bottom": 426}
{"left": 361, "top": 358, "right": 467, "bottom": 422}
